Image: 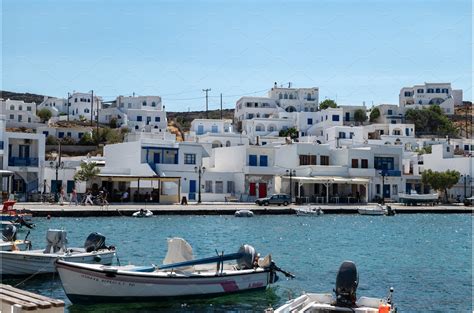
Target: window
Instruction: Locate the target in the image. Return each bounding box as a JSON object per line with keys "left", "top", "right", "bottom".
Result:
{"left": 351, "top": 159, "right": 359, "bottom": 168}
{"left": 427, "top": 88, "right": 434, "bottom": 93}
{"left": 249, "top": 155, "right": 257, "bottom": 166}
{"left": 58, "top": 132, "right": 64, "bottom": 138}
{"left": 307, "top": 118, "right": 313, "bottom": 125}
{"left": 404, "top": 91, "right": 412, "bottom": 97}
{"left": 392, "top": 185, "right": 398, "bottom": 195}
{"left": 227, "top": 181, "right": 235, "bottom": 194}
{"left": 152, "top": 102, "right": 156, "bottom": 107}
{"left": 9, "top": 105, "right": 14, "bottom": 110}
{"left": 142, "top": 101, "right": 147, "bottom": 106}
{"left": 75, "top": 98, "right": 78, "bottom": 102}
{"left": 376, "top": 184, "right": 380, "bottom": 194}
{"left": 435, "top": 88, "right": 440, "bottom": 93}
{"left": 67, "top": 132, "right": 72, "bottom": 137}
{"left": 361, "top": 159, "right": 368, "bottom": 168}
{"left": 284, "top": 94, "right": 288, "bottom": 99}
{"left": 417, "top": 89, "right": 424, "bottom": 93}
{"left": 442, "top": 88, "right": 449, "bottom": 94}
{"left": 9, "top": 114, "right": 14, "bottom": 120}
{"left": 307, "top": 93, "right": 312, "bottom": 100}
{"left": 137, "top": 116, "right": 142, "bottom": 122}
{"left": 260, "top": 155, "right": 268, "bottom": 167}
{"left": 211, "top": 125, "right": 218, "bottom": 133}
{"left": 18, "top": 115, "right": 22, "bottom": 122}
{"left": 184, "top": 153, "right": 196, "bottom": 165}
{"left": 338, "top": 132, "right": 346, "bottom": 139}
{"left": 215, "top": 181, "right": 224, "bottom": 194}
{"left": 226, "top": 141, "right": 231, "bottom": 147}
{"left": 155, "top": 117, "right": 160, "bottom": 122}
{"left": 279, "top": 94, "right": 283, "bottom": 99}
{"left": 78, "top": 133, "right": 83, "bottom": 138}
{"left": 299, "top": 155, "right": 316, "bottom": 165}
{"left": 289, "top": 94, "right": 293, "bottom": 99}
{"left": 84, "top": 108, "right": 90, "bottom": 113}
{"left": 27, "top": 106, "right": 31, "bottom": 111}
{"left": 387, "top": 109, "right": 393, "bottom": 115}
{"left": 205, "top": 181, "right": 213, "bottom": 193}
{"left": 349, "top": 132, "right": 354, "bottom": 139}
{"left": 446, "top": 146, "right": 450, "bottom": 152}
{"left": 43, "top": 131, "right": 49, "bottom": 136}
{"left": 320, "top": 155, "right": 329, "bottom": 166}
{"left": 374, "top": 157, "right": 394, "bottom": 170}
{"left": 332, "top": 115, "right": 340, "bottom": 121}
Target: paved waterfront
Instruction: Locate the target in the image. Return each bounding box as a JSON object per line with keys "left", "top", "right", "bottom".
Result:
{"left": 14, "top": 202, "right": 474, "bottom": 216}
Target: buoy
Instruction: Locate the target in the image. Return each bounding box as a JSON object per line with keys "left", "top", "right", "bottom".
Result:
{"left": 378, "top": 303, "right": 391, "bottom": 313}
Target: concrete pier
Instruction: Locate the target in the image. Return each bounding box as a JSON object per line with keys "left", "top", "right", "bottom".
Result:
{"left": 12, "top": 202, "right": 474, "bottom": 217}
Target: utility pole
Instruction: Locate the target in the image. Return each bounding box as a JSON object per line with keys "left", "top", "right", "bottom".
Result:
{"left": 96, "top": 99, "right": 100, "bottom": 146}
{"left": 202, "top": 88, "right": 211, "bottom": 119}
{"left": 67, "top": 92, "right": 70, "bottom": 122}
{"left": 90, "top": 90, "right": 94, "bottom": 126}
{"left": 220, "top": 93, "right": 223, "bottom": 119}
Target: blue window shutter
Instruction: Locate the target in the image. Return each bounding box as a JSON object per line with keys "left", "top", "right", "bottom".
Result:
{"left": 249, "top": 155, "right": 257, "bottom": 166}
{"left": 260, "top": 155, "right": 268, "bottom": 167}
{"left": 332, "top": 115, "right": 340, "bottom": 121}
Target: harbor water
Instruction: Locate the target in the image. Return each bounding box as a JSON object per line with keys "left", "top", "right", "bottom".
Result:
{"left": 3, "top": 214, "right": 472, "bottom": 312}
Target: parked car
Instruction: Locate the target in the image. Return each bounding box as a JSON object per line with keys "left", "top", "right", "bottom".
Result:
{"left": 255, "top": 194, "right": 291, "bottom": 206}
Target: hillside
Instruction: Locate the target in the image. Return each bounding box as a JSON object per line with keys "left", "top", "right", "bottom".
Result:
{"left": 1, "top": 90, "right": 46, "bottom": 104}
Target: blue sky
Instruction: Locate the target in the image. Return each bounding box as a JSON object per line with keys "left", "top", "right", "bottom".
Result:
{"left": 2, "top": 0, "right": 471, "bottom": 111}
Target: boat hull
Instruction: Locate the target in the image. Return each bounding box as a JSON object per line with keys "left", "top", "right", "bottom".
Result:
{"left": 56, "top": 261, "right": 274, "bottom": 304}
{"left": 0, "top": 249, "right": 116, "bottom": 276}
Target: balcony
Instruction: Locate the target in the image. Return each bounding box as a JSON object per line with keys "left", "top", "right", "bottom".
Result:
{"left": 8, "top": 157, "right": 39, "bottom": 167}
{"left": 379, "top": 169, "right": 401, "bottom": 177}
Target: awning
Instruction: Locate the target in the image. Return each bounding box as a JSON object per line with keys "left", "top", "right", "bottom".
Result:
{"left": 282, "top": 176, "right": 369, "bottom": 184}
{"left": 0, "top": 170, "right": 14, "bottom": 176}
{"left": 96, "top": 174, "right": 180, "bottom": 182}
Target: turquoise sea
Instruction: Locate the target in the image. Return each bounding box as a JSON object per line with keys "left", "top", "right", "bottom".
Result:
{"left": 3, "top": 214, "right": 472, "bottom": 312}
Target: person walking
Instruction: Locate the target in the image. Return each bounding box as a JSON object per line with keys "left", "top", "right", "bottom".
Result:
{"left": 59, "top": 187, "right": 65, "bottom": 205}
{"left": 84, "top": 190, "right": 94, "bottom": 205}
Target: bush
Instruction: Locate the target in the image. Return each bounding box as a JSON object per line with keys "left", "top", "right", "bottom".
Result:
{"left": 37, "top": 108, "right": 52, "bottom": 122}
{"left": 46, "top": 135, "right": 58, "bottom": 145}
{"left": 319, "top": 99, "right": 337, "bottom": 110}
{"left": 354, "top": 109, "right": 367, "bottom": 124}
{"left": 109, "top": 117, "right": 118, "bottom": 129}
{"left": 78, "top": 132, "right": 95, "bottom": 145}
{"left": 60, "top": 136, "right": 76, "bottom": 145}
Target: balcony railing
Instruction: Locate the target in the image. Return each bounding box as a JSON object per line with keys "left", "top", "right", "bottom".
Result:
{"left": 379, "top": 169, "right": 401, "bottom": 177}
{"left": 8, "top": 157, "right": 39, "bottom": 167}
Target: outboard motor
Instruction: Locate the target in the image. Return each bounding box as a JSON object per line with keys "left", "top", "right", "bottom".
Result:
{"left": 44, "top": 229, "right": 68, "bottom": 253}
{"left": 84, "top": 232, "right": 107, "bottom": 252}
{"left": 236, "top": 244, "right": 257, "bottom": 269}
{"left": 2, "top": 224, "right": 17, "bottom": 241}
{"left": 335, "top": 261, "right": 359, "bottom": 307}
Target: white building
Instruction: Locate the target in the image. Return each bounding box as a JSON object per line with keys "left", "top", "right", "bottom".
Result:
{"left": 100, "top": 95, "right": 167, "bottom": 132}
{"left": 1, "top": 99, "right": 41, "bottom": 128}
{"left": 185, "top": 119, "right": 248, "bottom": 148}
{"left": 399, "top": 83, "right": 463, "bottom": 115}
{"left": 371, "top": 104, "right": 405, "bottom": 124}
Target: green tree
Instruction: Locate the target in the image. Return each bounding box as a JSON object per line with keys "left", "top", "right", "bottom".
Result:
{"left": 45, "top": 135, "right": 58, "bottom": 145}
{"left": 37, "top": 108, "right": 52, "bottom": 122}
{"left": 405, "top": 105, "right": 457, "bottom": 137}
{"left": 78, "top": 132, "right": 95, "bottom": 145}
{"left": 319, "top": 99, "right": 337, "bottom": 110}
{"left": 74, "top": 162, "right": 100, "bottom": 189}
{"left": 60, "top": 136, "right": 76, "bottom": 145}
{"left": 106, "top": 129, "right": 123, "bottom": 144}
{"left": 354, "top": 109, "right": 367, "bottom": 124}
{"left": 421, "top": 169, "right": 460, "bottom": 202}
{"left": 369, "top": 107, "right": 380, "bottom": 122}
{"left": 279, "top": 127, "right": 298, "bottom": 139}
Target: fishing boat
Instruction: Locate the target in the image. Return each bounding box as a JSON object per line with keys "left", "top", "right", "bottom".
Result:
{"left": 234, "top": 209, "right": 254, "bottom": 217}
{"left": 132, "top": 209, "right": 153, "bottom": 217}
{"left": 294, "top": 207, "right": 324, "bottom": 216}
{"left": 398, "top": 191, "right": 438, "bottom": 205}
{"left": 358, "top": 204, "right": 395, "bottom": 216}
{"left": 55, "top": 237, "right": 294, "bottom": 304}
{"left": 0, "top": 224, "right": 31, "bottom": 251}
{"left": 0, "top": 200, "right": 33, "bottom": 222}
{"left": 271, "top": 261, "right": 395, "bottom": 313}
{"left": 0, "top": 229, "right": 116, "bottom": 277}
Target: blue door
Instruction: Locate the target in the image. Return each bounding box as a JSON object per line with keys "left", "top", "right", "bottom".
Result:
{"left": 383, "top": 184, "right": 390, "bottom": 198}
{"left": 197, "top": 125, "right": 204, "bottom": 135}
{"left": 153, "top": 153, "right": 161, "bottom": 164}
{"left": 189, "top": 180, "right": 196, "bottom": 200}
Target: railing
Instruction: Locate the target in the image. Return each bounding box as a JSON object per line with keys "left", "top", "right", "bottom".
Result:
{"left": 8, "top": 157, "right": 39, "bottom": 167}
{"left": 379, "top": 169, "right": 402, "bottom": 176}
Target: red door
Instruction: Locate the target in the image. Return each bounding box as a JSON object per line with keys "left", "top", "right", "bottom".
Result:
{"left": 258, "top": 183, "right": 267, "bottom": 198}
{"left": 249, "top": 183, "right": 256, "bottom": 196}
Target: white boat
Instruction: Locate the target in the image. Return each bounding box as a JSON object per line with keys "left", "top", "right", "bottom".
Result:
{"left": 358, "top": 204, "right": 394, "bottom": 216}
{"left": 271, "top": 261, "right": 395, "bottom": 313}
{"left": 56, "top": 237, "right": 294, "bottom": 304}
{"left": 0, "top": 229, "right": 116, "bottom": 277}
{"left": 234, "top": 209, "right": 254, "bottom": 217}
{"left": 294, "top": 207, "right": 324, "bottom": 216}
{"left": 132, "top": 209, "right": 153, "bottom": 217}
{"left": 398, "top": 191, "right": 438, "bottom": 205}
{"left": 1, "top": 224, "right": 31, "bottom": 251}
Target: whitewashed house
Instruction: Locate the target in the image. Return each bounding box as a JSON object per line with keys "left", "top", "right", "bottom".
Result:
{"left": 399, "top": 83, "right": 463, "bottom": 115}
{"left": 1, "top": 99, "right": 41, "bottom": 128}
{"left": 185, "top": 119, "right": 247, "bottom": 148}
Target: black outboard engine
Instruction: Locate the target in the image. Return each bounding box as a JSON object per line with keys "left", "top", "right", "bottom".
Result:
{"left": 2, "top": 224, "right": 17, "bottom": 241}
{"left": 84, "top": 232, "right": 107, "bottom": 252}
{"left": 335, "top": 261, "right": 359, "bottom": 307}
{"left": 236, "top": 244, "right": 257, "bottom": 269}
